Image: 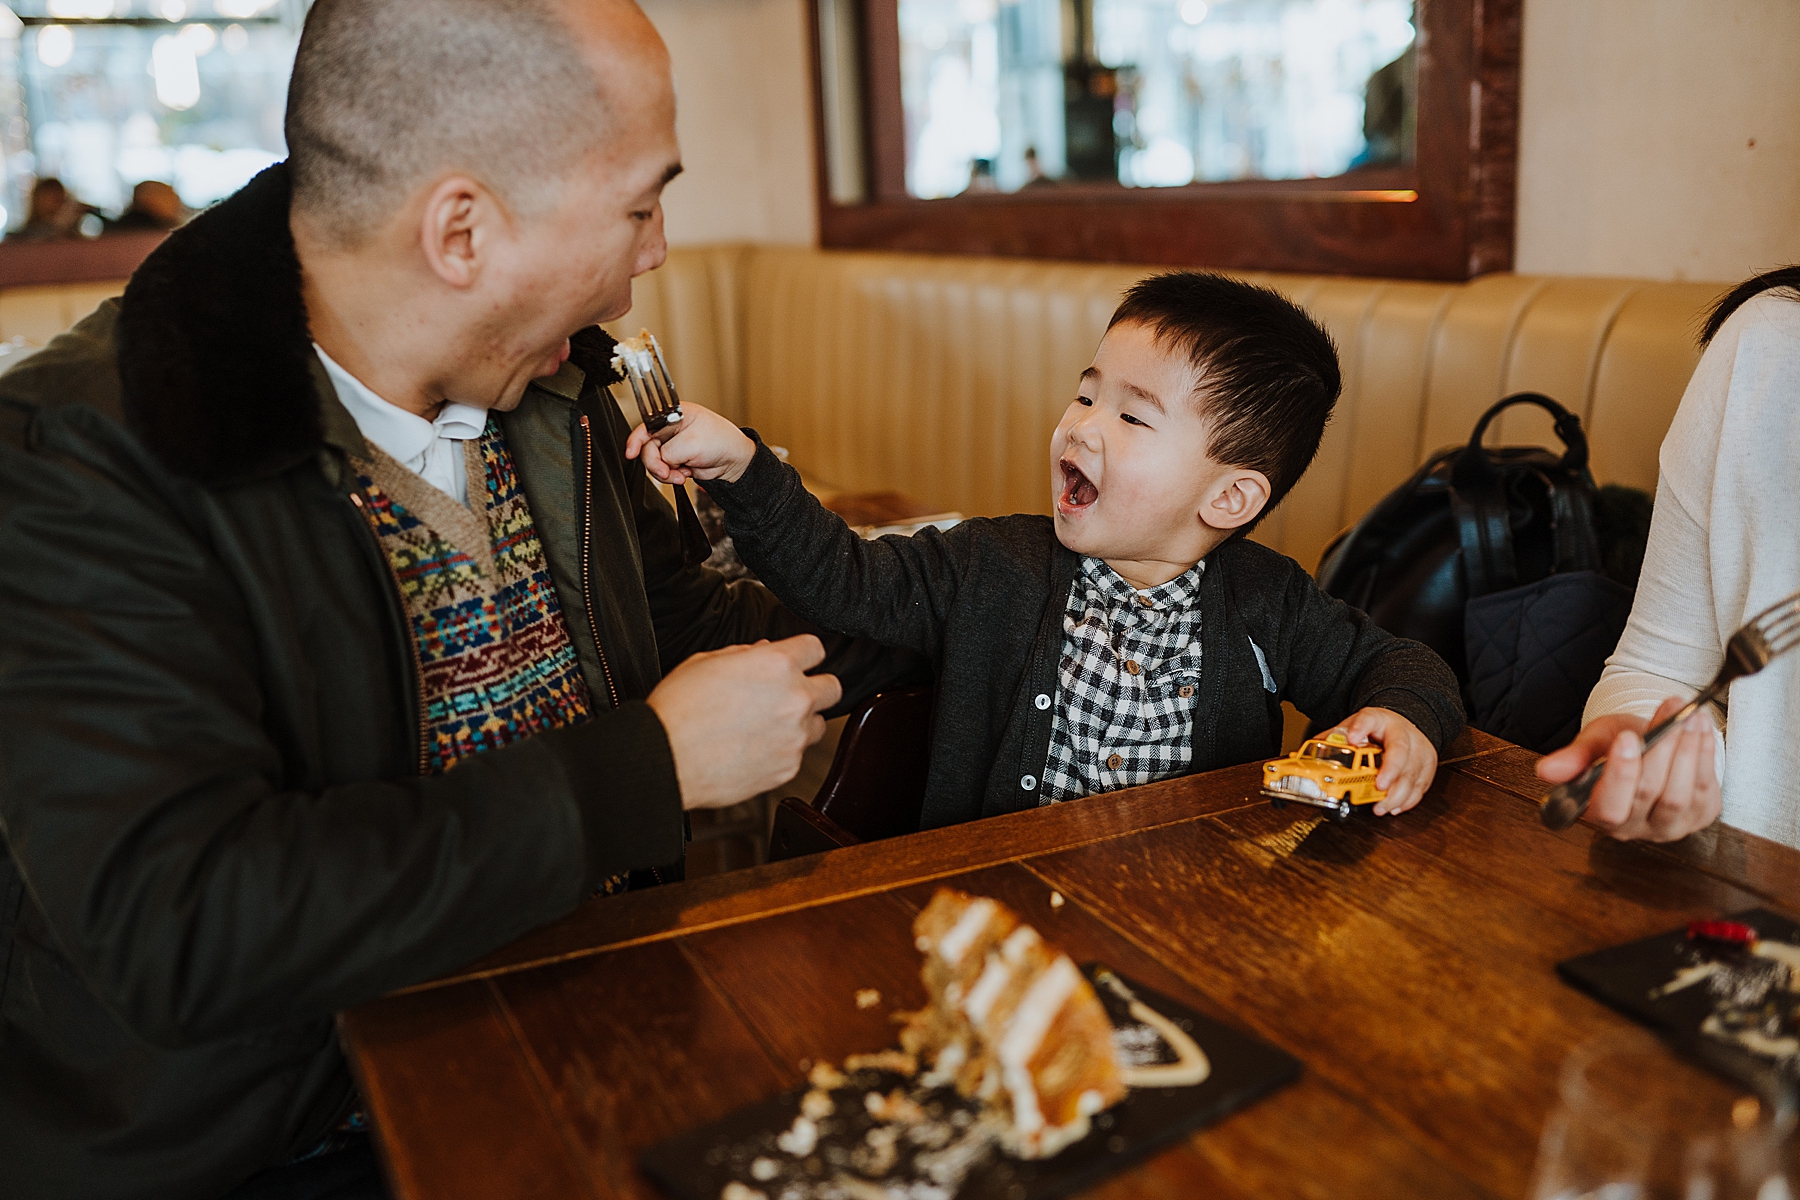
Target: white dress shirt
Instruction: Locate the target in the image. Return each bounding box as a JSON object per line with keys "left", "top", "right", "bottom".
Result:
{"left": 315, "top": 344, "right": 489, "bottom": 507}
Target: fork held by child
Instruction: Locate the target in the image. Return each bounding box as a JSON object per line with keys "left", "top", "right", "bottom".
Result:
{"left": 612, "top": 329, "right": 710, "bottom": 564}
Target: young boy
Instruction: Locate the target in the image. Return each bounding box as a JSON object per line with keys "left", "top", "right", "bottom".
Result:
{"left": 626, "top": 273, "right": 1464, "bottom": 829}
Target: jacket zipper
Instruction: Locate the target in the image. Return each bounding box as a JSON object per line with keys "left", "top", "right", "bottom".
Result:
{"left": 585, "top": 410, "right": 675, "bottom": 886}
{"left": 349, "top": 490, "right": 431, "bottom": 776}
{"left": 578, "top": 413, "right": 622, "bottom": 710}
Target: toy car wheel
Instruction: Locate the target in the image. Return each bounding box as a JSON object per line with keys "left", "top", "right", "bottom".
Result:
{"left": 1332, "top": 796, "right": 1351, "bottom": 821}
{"left": 1269, "top": 795, "right": 1288, "bottom": 810}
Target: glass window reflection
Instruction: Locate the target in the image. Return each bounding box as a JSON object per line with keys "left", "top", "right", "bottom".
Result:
{"left": 899, "top": 0, "right": 1417, "bottom": 199}
{"left": 0, "top": 0, "right": 296, "bottom": 232}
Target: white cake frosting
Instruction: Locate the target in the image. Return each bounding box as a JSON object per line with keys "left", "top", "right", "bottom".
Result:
{"left": 610, "top": 330, "right": 656, "bottom": 378}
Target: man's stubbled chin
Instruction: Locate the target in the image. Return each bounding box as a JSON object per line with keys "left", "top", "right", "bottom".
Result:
{"left": 533, "top": 338, "right": 573, "bottom": 378}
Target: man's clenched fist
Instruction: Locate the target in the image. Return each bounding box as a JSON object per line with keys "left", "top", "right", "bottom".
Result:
{"left": 646, "top": 635, "right": 842, "bottom": 810}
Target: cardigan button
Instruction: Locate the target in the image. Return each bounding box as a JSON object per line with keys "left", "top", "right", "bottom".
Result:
{"left": 1035, "top": 693, "right": 1051, "bottom": 710}
{"left": 1021, "top": 775, "right": 1037, "bottom": 791}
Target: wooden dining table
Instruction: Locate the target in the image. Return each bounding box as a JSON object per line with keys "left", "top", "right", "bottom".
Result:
{"left": 339, "top": 730, "right": 1800, "bottom": 1200}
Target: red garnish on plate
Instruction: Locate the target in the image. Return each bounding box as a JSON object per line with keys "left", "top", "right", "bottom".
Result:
{"left": 1687, "top": 919, "right": 1758, "bottom": 946}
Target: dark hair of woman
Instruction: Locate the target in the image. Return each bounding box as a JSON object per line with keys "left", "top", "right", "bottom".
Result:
{"left": 1701, "top": 265, "right": 1800, "bottom": 346}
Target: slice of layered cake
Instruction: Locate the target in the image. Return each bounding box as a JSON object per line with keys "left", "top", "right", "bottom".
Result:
{"left": 900, "top": 888, "right": 1128, "bottom": 1158}
{"left": 610, "top": 329, "right": 657, "bottom": 377}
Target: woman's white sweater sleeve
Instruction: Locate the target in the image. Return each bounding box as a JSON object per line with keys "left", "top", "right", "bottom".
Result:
{"left": 1585, "top": 475, "right": 1723, "bottom": 727}
{"left": 1583, "top": 293, "right": 1800, "bottom": 845}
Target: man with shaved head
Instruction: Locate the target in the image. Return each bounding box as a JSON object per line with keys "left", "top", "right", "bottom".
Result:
{"left": 0, "top": 2, "right": 917, "bottom": 1197}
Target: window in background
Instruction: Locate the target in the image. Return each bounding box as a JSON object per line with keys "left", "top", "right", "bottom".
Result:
{"left": 0, "top": 0, "right": 299, "bottom": 232}
{"left": 898, "top": 0, "right": 1416, "bottom": 199}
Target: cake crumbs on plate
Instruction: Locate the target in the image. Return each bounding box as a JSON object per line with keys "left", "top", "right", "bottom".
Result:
{"left": 855, "top": 988, "right": 882, "bottom": 1009}
{"left": 799, "top": 1089, "right": 835, "bottom": 1121}
{"left": 774, "top": 1114, "right": 818, "bottom": 1157}
{"left": 864, "top": 1088, "right": 927, "bottom": 1124}
{"left": 844, "top": 1050, "right": 916, "bottom": 1076}
{"left": 719, "top": 1183, "right": 766, "bottom": 1200}
{"left": 852, "top": 1124, "right": 901, "bottom": 1176}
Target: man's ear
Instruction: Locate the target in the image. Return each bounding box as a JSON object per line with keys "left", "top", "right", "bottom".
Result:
{"left": 417, "top": 176, "right": 500, "bottom": 290}
{"left": 1201, "top": 468, "right": 1272, "bottom": 531}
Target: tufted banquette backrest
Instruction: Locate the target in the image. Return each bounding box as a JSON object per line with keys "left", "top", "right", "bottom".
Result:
{"left": 611, "top": 246, "right": 1723, "bottom": 574}
{"left": 3, "top": 244, "right": 1717, "bottom": 576}
{"left": 0, "top": 281, "right": 138, "bottom": 347}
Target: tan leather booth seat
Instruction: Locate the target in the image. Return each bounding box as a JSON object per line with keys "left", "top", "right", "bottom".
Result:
{"left": 2, "top": 249, "right": 1720, "bottom": 576}
{"left": 0, "top": 280, "right": 129, "bottom": 347}
{"left": 611, "top": 247, "right": 1721, "bottom": 573}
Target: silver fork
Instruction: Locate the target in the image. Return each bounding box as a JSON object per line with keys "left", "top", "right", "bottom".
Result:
{"left": 614, "top": 330, "right": 684, "bottom": 442}
{"left": 611, "top": 329, "right": 712, "bottom": 565}
{"left": 1540, "top": 587, "right": 1800, "bottom": 830}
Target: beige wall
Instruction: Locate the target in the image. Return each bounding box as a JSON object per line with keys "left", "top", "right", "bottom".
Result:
{"left": 641, "top": 0, "right": 818, "bottom": 248}
{"left": 644, "top": 0, "right": 1800, "bottom": 284}
{"left": 1515, "top": 0, "right": 1800, "bottom": 283}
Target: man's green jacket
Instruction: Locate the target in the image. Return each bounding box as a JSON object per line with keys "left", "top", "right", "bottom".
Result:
{"left": 0, "top": 165, "right": 912, "bottom": 1198}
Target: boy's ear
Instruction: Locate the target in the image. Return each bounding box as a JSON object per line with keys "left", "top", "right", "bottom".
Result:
{"left": 1200, "top": 468, "right": 1272, "bottom": 531}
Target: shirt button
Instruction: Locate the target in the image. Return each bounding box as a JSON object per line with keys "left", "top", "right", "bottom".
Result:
{"left": 1106, "top": 753, "right": 1123, "bottom": 770}
{"left": 1136, "top": 595, "right": 1153, "bottom": 608}
{"left": 1178, "top": 684, "right": 1195, "bottom": 698}
{"left": 1021, "top": 774, "right": 1037, "bottom": 791}
{"left": 1035, "top": 693, "right": 1051, "bottom": 710}
{"left": 1124, "top": 660, "right": 1141, "bottom": 676}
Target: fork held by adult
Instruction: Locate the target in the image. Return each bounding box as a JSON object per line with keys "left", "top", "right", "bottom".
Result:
{"left": 1539, "top": 588, "right": 1800, "bottom": 830}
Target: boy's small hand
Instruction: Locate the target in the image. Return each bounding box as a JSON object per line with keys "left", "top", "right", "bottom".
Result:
{"left": 623, "top": 400, "right": 757, "bottom": 486}
{"left": 1338, "top": 707, "right": 1437, "bottom": 816}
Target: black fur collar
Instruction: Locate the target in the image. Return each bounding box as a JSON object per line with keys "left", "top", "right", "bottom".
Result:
{"left": 568, "top": 324, "right": 622, "bottom": 385}
{"left": 116, "top": 162, "right": 620, "bottom": 490}
{"left": 117, "top": 163, "right": 320, "bottom": 489}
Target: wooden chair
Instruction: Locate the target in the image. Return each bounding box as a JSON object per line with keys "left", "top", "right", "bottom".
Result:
{"left": 767, "top": 686, "right": 933, "bottom": 861}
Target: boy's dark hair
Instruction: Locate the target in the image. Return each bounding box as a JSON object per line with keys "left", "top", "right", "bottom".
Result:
{"left": 1108, "top": 272, "right": 1341, "bottom": 527}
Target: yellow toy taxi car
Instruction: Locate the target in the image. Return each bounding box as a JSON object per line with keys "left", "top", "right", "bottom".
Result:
{"left": 1261, "top": 730, "right": 1386, "bottom": 820}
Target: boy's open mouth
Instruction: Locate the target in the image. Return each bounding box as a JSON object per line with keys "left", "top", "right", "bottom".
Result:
{"left": 1060, "top": 460, "right": 1098, "bottom": 510}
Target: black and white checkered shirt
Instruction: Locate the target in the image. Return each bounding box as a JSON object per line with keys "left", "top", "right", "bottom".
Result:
{"left": 1041, "top": 556, "right": 1205, "bottom": 804}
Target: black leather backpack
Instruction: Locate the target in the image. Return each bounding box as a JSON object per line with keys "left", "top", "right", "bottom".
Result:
{"left": 1316, "top": 394, "right": 1645, "bottom": 750}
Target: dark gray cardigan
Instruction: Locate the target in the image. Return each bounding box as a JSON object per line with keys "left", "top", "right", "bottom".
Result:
{"left": 706, "top": 439, "right": 1465, "bottom": 829}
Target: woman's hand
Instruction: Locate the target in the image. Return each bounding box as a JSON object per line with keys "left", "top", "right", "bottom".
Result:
{"left": 623, "top": 400, "right": 757, "bottom": 485}
{"left": 1340, "top": 707, "right": 1437, "bottom": 816}
{"left": 1535, "top": 696, "right": 1721, "bottom": 841}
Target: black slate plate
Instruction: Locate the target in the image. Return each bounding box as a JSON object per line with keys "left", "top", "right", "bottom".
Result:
{"left": 1556, "top": 907, "right": 1800, "bottom": 1098}
{"left": 639, "top": 965, "right": 1299, "bottom": 1200}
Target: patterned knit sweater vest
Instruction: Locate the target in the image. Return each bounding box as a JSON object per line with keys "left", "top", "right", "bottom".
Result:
{"left": 354, "top": 420, "right": 593, "bottom": 774}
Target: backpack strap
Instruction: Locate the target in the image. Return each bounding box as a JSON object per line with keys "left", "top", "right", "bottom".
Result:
{"left": 1450, "top": 393, "right": 1591, "bottom": 598}
{"left": 1543, "top": 468, "right": 1603, "bottom": 576}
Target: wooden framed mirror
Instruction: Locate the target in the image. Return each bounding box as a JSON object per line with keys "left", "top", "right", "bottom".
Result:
{"left": 810, "top": 0, "right": 1520, "bottom": 280}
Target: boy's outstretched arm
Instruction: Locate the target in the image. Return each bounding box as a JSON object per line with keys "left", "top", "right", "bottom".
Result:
{"left": 1266, "top": 555, "right": 1464, "bottom": 812}
{"left": 626, "top": 402, "right": 759, "bottom": 485}
{"left": 625, "top": 403, "right": 965, "bottom": 659}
